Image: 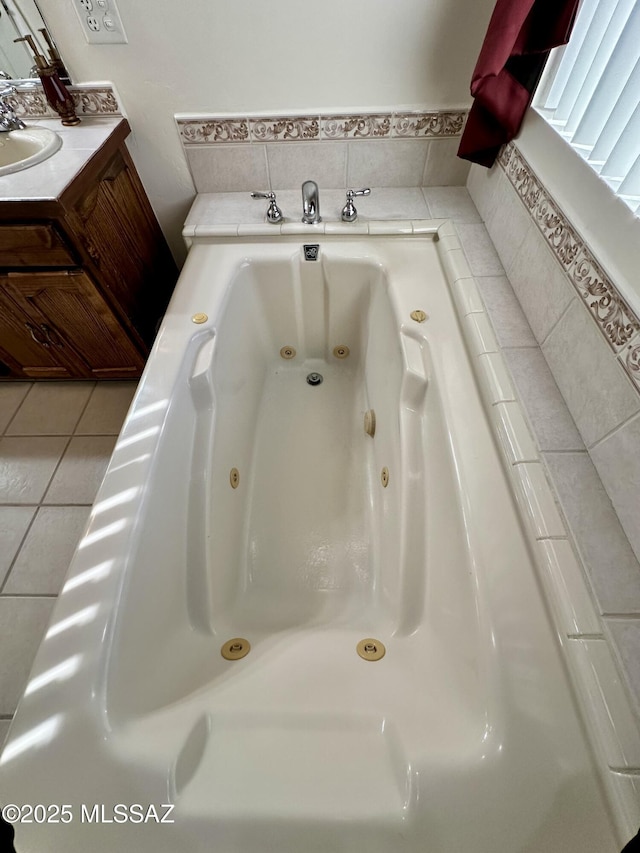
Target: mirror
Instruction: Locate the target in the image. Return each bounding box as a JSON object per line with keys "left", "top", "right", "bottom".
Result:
{"left": 0, "top": 0, "right": 68, "bottom": 81}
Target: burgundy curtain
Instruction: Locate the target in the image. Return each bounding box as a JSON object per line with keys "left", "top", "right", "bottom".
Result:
{"left": 458, "top": 0, "right": 580, "bottom": 167}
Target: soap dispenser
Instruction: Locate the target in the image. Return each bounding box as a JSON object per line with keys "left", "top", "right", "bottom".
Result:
{"left": 14, "top": 34, "right": 79, "bottom": 126}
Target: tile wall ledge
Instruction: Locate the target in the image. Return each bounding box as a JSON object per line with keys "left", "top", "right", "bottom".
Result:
{"left": 182, "top": 189, "right": 447, "bottom": 239}
{"left": 176, "top": 109, "right": 467, "bottom": 145}
{"left": 498, "top": 143, "right": 640, "bottom": 393}
{"left": 184, "top": 217, "right": 443, "bottom": 240}
{"left": 8, "top": 83, "right": 122, "bottom": 119}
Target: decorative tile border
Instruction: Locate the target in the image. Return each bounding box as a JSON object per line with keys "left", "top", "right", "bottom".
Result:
{"left": 394, "top": 111, "right": 465, "bottom": 138}
{"left": 177, "top": 109, "right": 467, "bottom": 146}
{"left": 8, "top": 84, "right": 121, "bottom": 118}
{"left": 180, "top": 119, "right": 249, "bottom": 144}
{"left": 321, "top": 114, "right": 390, "bottom": 139}
{"left": 252, "top": 116, "right": 320, "bottom": 141}
{"left": 498, "top": 143, "right": 640, "bottom": 390}
{"left": 625, "top": 337, "right": 640, "bottom": 387}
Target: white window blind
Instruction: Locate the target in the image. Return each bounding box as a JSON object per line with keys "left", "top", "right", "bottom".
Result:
{"left": 535, "top": 0, "right": 640, "bottom": 214}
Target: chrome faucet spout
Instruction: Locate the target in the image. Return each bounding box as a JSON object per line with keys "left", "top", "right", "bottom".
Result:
{"left": 0, "top": 86, "right": 26, "bottom": 131}
{"left": 301, "top": 180, "right": 321, "bottom": 224}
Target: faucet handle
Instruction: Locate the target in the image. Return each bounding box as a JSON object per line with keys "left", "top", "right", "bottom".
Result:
{"left": 341, "top": 188, "right": 371, "bottom": 222}
{"left": 251, "top": 191, "right": 283, "bottom": 224}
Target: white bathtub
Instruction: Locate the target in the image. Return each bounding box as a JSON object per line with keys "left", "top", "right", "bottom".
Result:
{"left": 0, "top": 228, "right": 623, "bottom": 851}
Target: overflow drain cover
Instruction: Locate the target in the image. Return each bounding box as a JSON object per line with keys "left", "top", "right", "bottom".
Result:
{"left": 221, "top": 638, "right": 251, "bottom": 660}
{"left": 357, "top": 638, "right": 386, "bottom": 661}
{"left": 306, "top": 372, "right": 323, "bottom": 386}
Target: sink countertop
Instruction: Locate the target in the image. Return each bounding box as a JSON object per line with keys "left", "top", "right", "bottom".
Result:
{"left": 0, "top": 117, "right": 125, "bottom": 202}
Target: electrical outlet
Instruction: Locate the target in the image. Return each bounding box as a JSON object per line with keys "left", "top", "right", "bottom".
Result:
{"left": 73, "top": 0, "right": 128, "bottom": 44}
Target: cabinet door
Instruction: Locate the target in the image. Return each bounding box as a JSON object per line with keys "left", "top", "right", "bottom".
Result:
{"left": 69, "top": 148, "right": 177, "bottom": 346}
{"left": 1, "top": 270, "right": 146, "bottom": 378}
{"left": 0, "top": 287, "right": 74, "bottom": 378}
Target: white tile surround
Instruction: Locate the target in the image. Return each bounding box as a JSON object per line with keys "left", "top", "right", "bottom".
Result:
{"left": 176, "top": 110, "right": 470, "bottom": 193}
{"left": 466, "top": 148, "right": 640, "bottom": 716}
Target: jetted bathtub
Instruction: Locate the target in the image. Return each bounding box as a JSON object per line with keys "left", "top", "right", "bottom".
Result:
{"left": 0, "top": 226, "right": 624, "bottom": 851}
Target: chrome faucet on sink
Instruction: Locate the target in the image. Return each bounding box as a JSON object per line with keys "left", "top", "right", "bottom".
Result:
{"left": 0, "top": 87, "right": 26, "bottom": 131}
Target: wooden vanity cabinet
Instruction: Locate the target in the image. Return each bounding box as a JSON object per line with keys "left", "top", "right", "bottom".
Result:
{"left": 0, "top": 120, "right": 178, "bottom": 380}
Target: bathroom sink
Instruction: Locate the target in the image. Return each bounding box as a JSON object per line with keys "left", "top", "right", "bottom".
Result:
{"left": 0, "top": 126, "right": 62, "bottom": 176}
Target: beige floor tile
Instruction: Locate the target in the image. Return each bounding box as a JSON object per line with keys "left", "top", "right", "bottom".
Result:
{"left": 4, "top": 506, "right": 90, "bottom": 596}
{"left": 6, "top": 382, "right": 94, "bottom": 436}
{"left": 0, "top": 383, "right": 31, "bottom": 434}
{"left": 43, "top": 436, "right": 117, "bottom": 505}
{"left": 0, "top": 437, "right": 68, "bottom": 504}
{"left": 0, "top": 507, "right": 36, "bottom": 587}
{"left": 0, "top": 596, "right": 56, "bottom": 715}
{"left": 75, "top": 381, "right": 138, "bottom": 435}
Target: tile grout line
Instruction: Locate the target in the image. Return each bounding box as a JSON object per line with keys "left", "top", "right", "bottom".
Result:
{"left": 0, "top": 593, "right": 59, "bottom": 599}
{"left": 588, "top": 409, "right": 640, "bottom": 454}
{"left": 539, "top": 448, "right": 589, "bottom": 456}
{"left": 71, "top": 381, "right": 98, "bottom": 435}
{"left": 39, "top": 434, "right": 74, "bottom": 507}
{"left": 2, "top": 432, "right": 119, "bottom": 438}
{"left": 0, "top": 507, "right": 38, "bottom": 596}
{"left": 0, "top": 503, "right": 95, "bottom": 508}
{"left": 602, "top": 613, "right": 640, "bottom": 621}
{"left": 2, "top": 383, "right": 35, "bottom": 436}
{"left": 538, "top": 294, "right": 577, "bottom": 351}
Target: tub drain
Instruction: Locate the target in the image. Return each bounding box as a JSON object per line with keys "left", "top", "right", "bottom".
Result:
{"left": 306, "top": 372, "right": 323, "bottom": 386}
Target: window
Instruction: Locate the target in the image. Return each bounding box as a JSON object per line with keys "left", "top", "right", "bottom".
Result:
{"left": 534, "top": 0, "right": 640, "bottom": 214}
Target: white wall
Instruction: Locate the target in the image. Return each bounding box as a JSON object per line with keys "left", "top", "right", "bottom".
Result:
{"left": 39, "top": 0, "right": 494, "bottom": 260}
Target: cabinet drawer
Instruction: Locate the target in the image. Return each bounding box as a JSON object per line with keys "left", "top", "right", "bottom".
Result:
{"left": 0, "top": 224, "right": 76, "bottom": 267}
